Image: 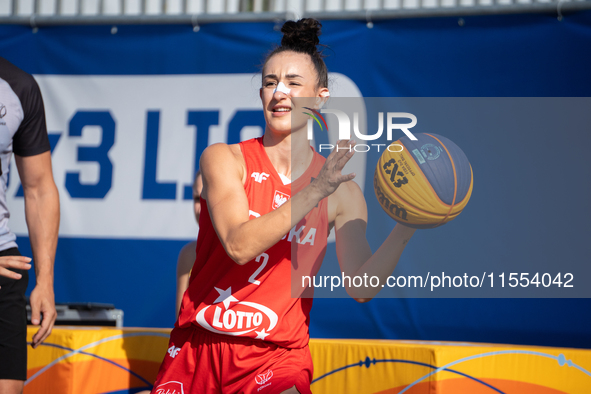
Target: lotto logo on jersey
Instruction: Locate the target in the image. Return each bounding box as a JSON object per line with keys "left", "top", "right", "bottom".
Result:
{"left": 196, "top": 287, "right": 277, "bottom": 340}
{"left": 272, "top": 191, "right": 289, "bottom": 209}
{"left": 155, "top": 381, "right": 184, "bottom": 394}
{"left": 251, "top": 172, "right": 270, "bottom": 183}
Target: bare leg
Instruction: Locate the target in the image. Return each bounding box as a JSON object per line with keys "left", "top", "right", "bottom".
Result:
{"left": 280, "top": 385, "right": 301, "bottom": 394}
{"left": 0, "top": 380, "right": 24, "bottom": 394}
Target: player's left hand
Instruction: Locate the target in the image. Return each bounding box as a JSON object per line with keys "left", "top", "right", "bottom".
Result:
{"left": 311, "top": 139, "right": 357, "bottom": 199}
{"left": 29, "top": 284, "right": 56, "bottom": 348}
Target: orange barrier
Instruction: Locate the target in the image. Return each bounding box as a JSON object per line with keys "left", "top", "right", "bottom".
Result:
{"left": 25, "top": 327, "right": 591, "bottom": 393}
{"left": 25, "top": 327, "right": 169, "bottom": 393}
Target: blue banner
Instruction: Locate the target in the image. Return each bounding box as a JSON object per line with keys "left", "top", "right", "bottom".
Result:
{"left": 2, "top": 12, "right": 591, "bottom": 348}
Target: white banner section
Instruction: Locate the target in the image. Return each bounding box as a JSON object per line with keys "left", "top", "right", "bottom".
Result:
{"left": 6, "top": 74, "right": 362, "bottom": 239}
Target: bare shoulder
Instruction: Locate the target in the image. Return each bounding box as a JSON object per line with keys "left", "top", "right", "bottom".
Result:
{"left": 200, "top": 143, "right": 242, "bottom": 167}
{"left": 328, "top": 180, "right": 367, "bottom": 224}
{"left": 200, "top": 143, "right": 247, "bottom": 185}
{"left": 178, "top": 240, "right": 197, "bottom": 261}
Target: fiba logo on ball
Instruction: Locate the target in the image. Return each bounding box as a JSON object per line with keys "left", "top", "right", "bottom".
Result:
{"left": 420, "top": 143, "right": 441, "bottom": 160}
{"left": 374, "top": 133, "right": 473, "bottom": 228}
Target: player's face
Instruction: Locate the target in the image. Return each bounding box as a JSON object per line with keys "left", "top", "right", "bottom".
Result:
{"left": 193, "top": 174, "right": 203, "bottom": 224}
{"left": 260, "top": 51, "right": 327, "bottom": 135}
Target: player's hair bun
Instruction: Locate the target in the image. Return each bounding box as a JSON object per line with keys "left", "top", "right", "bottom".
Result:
{"left": 280, "top": 18, "right": 322, "bottom": 55}
{"left": 263, "top": 18, "right": 328, "bottom": 88}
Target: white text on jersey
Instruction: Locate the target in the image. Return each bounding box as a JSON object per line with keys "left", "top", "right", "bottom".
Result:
{"left": 251, "top": 172, "right": 270, "bottom": 183}
{"left": 282, "top": 225, "right": 317, "bottom": 246}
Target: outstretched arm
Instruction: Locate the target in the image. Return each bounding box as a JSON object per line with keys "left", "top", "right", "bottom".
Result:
{"left": 15, "top": 151, "right": 60, "bottom": 348}
{"left": 333, "top": 181, "right": 416, "bottom": 302}
{"left": 201, "top": 140, "right": 355, "bottom": 265}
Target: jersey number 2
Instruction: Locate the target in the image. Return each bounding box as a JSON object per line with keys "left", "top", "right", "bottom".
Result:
{"left": 248, "top": 253, "right": 269, "bottom": 285}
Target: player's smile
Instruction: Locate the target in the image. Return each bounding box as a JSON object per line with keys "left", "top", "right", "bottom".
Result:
{"left": 272, "top": 104, "right": 292, "bottom": 116}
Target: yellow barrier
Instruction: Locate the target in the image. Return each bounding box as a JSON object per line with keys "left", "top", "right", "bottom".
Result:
{"left": 25, "top": 327, "right": 591, "bottom": 393}
{"left": 310, "top": 339, "right": 591, "bottom": 393}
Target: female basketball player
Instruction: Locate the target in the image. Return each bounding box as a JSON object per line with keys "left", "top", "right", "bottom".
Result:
{"left": 151, "top": 18, "right": 416, "bottom": 394}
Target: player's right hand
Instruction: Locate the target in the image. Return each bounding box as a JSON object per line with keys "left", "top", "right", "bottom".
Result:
{"left": 0, "top": 255, "right": 32, "bottom": 280}
{"left": 311, "top": 139, "right": 357, "bottom": 199}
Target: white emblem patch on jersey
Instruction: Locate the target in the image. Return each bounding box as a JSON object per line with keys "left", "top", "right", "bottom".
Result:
{"left": 255, "top": 369, "right": 273, "bottom": 385}
{"left": 272, "top": 191, "right": 289, "bottom": 210}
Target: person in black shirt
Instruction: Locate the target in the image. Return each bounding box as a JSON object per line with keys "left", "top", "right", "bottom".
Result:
{"left": 0, "top": 57, "right": 60, "bottom": 394}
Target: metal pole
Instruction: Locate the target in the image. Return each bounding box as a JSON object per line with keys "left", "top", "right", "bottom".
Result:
{"left": 254, "top": 0, "right": 263, "bottom": 12}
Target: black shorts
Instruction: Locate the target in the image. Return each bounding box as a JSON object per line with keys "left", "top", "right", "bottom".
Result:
{"left": 0, "top": 247, "right": 28, "bottom": 381}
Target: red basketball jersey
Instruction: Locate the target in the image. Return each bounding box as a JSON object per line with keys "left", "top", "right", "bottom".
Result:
{"left": 177, "top": 137, "right": 329, "bottom": 349}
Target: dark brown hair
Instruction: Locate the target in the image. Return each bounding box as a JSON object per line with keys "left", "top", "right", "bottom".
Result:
{"left": 263, "top": 18, "right": 328, "bottom": 89}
